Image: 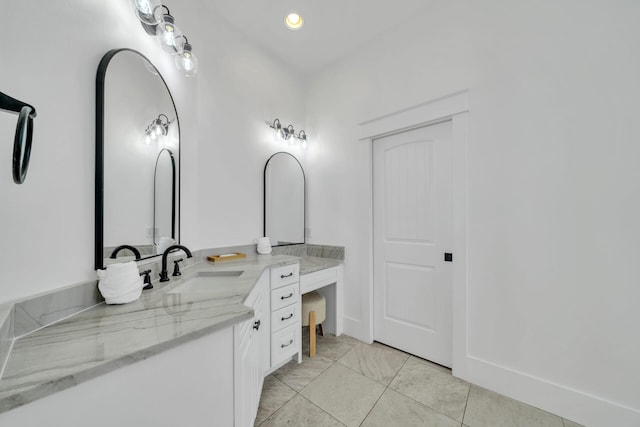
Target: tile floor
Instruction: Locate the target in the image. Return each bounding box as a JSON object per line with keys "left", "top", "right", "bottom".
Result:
{"left": 255, "top": 331, "right": 583, "bottom": 427}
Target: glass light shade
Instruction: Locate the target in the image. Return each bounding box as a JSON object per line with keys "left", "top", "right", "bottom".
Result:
{"left": 283, "top": 125, "right": 295, "bottom": 140}
{"left": 297, "top": 130, "right": 307, "bottom": 149}
{"left": 269, "top": 119, "right": 285, "bottom": 140}
{"left": 132, "top": 0, "right": 162, "bottom": 25}
{"left": 156, "top": 15, "right": 185, "bottom": 54}
{"left": 175, "top": 44, "right": 199, "bottom": 77}
{"left": 285, "top": 13, "right": 304, "bottom": 30}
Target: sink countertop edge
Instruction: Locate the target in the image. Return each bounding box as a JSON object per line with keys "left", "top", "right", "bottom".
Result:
{"left": 0, "top": 255, "right": 301, "bottom": 414}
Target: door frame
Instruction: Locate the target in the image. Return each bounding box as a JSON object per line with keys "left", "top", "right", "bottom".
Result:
{"left": 359, "top": 90, "right": 469, "bottom": 379}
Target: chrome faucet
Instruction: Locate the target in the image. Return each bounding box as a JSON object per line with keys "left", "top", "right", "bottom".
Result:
{"left": 160, "top": 245, "right": 193, "bottom": 282}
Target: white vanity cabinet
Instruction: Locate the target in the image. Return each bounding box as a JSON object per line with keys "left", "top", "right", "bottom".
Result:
{"left": 269, "top": 263, "right": 301, "bottom": 370}
{"left": 234, "top": 269, "right": 270, "bottom": 427}
{"left": 0, "top": 327, "right": 236, "bottom": 427}
{"left": 233, "top": 263, "right": 301, "bottom": 426}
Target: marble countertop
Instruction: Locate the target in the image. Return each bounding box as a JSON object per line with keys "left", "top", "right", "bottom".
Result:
{"left": 299, "top": 256, "right": 343, "bottom": 275}
{"left": 0, "top": 255, "right": 302, "bottom": 414}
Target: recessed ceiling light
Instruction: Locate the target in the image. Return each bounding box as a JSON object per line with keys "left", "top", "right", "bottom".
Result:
{"left": 285, "top": 13, "right": 304, "bottom": 30}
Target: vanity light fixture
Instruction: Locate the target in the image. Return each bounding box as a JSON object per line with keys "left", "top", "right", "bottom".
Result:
{"left": 130, "top": 1, "right": 198, "bottom": 76}
{"left": 145, "top": 114, "right": 170, "bottom": 144}
{"left": 268, "top": 118, "right": 284, "bottom": 139}
{"left": 175, "top": 36, "right": 199, "bottom": 77}
{"left": 132, "top": 0, "right": 163, "bottom": 27}
{"left": 285, "top": 13, "right": 304, "bottom": 30}
{"left": 296, "top": 130, "right": 307, "bottom": 148}
{"left": 156, "top": 6, "right": 185, "bottom": 54}
{"left": 267, "top": 118, "right": 309, "bottom": 148}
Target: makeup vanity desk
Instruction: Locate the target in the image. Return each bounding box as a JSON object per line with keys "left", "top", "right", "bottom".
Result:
{"left": 298, "top": 256, "right": 344, "bottom": 336}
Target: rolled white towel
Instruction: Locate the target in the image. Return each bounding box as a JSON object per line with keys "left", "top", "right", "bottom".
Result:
{"left": 98, "top": 261, "right": 143, "bottom": 304}
{"left": 102, "top": 284, "right": 143, "bottom": 305}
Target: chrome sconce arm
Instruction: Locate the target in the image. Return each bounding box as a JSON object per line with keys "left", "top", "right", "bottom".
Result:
{"left": 0, "top": 91, "right": 37, "bottom": 184}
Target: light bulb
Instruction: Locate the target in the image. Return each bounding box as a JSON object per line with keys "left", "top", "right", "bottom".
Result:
{"left": 285, "top": 13, "right": 304, "bottom": 30}
{"left": 132, "top": 0, "right": 162, "bottom": 25}
{"left": 175, "top": 42, "right": 199, "bottom": 77}
{"left": 156, "top": 14, "right": 185, "bottom": 54}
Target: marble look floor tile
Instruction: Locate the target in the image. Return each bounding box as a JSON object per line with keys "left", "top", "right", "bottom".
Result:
{"left": 562, "top": 420, "right": 584, "bottom": 427}
{"left": 338, "top": 342, "right": 409, "bottom": 385}
{"left": 362, "top": 388, "right": 461, "bottom": 427}
{"left": 302, "top": 333, "right": 360, "bottom": 361}
{"left": 389, "top": 356, "right": 470, "bottom": 422}
{"left": 258, "top": 394, "right": 345, "bottom": 427}
{"left": 463, "top": 385, "right": 564, "bottom": 427}
{"left": 301, "top": 363, "right": 386, "bottom": 427}
{"left": 255, "top": 376, "right": 296, "bottom": 426}
{"left": 370, "top": 340, "right": 410, "bottom": 354}
{"left": 272, "top": 354, "right": 334, "bottom": 391}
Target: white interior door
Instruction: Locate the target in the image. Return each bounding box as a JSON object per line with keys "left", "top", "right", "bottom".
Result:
{"left": 373, "top": 121, "right": 453, "bottom": 367}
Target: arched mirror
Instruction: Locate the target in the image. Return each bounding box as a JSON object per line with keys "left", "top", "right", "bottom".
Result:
{"left": 264, "top": 152, "right": 305, "bottom": 246}
{"left": 96, "top": 49, "right": 180, "bottom": 270}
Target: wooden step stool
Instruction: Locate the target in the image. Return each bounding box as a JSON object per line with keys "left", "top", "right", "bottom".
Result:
{"left": 301, "top": 291, "right": 326, "bottom": 357}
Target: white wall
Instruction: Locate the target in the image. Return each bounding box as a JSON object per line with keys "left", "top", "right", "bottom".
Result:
{"left": 304, "top": 1, "right": 640, "bottom": 426}
{"left": 0, "top": 1, "right": 305, "bottom": 303}
{"left": 173, "top": 2, "right": 307, "bottom": 250}
{"left": 0, "top": 0, "right": 193, "bottom": 302}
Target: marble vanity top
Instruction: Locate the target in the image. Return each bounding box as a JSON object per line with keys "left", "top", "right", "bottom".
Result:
{"left": 0, "top": 255, "right": 304, "bottom": 414}
{"left": 299, "top": 256, "right": 343, "bottom": 275}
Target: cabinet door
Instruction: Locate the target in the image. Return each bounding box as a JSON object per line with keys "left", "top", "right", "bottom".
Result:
{"left": 234, "top": 316, "right": 253, "bottom": 427}
{"left": 255, "top": 271, "right": 271, "bottom": 375}
{"left": 234, "top": 269, "right": 270, "bottom": 427}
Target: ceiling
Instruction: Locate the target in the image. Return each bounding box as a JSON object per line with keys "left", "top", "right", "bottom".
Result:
{"left": 204, "top": 0, "right": 436, "bottom": 76}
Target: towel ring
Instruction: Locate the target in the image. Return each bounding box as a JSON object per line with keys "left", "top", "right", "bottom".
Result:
{"left": 1, "top": 91, "right": 37, "bottom": 184}
{"left": 13, "top": 106, "right": 34, "bottom": 184}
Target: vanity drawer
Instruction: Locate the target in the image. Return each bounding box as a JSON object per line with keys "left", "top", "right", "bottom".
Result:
{"left": 271, "top": 283, "right": 299, "bottom": 311}
{"left": 271, "top": 263, "right": 299, "bottom": 289}
{"left": 271, "top": 303, "right": 299, "bottom": 333}
{"left": 271, "top": 324, "right": 298, "bottom": 366}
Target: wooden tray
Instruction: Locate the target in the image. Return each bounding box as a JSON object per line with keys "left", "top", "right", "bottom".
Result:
{"left": 207, "top": 252, "right": 247, "bottom": 262}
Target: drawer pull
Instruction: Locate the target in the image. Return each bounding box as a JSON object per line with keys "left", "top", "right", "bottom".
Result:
{"left": 253, "top": 320, "right": 261, "bottom": 330}
{"left": 280, "top": 293, "right": 293, "bottom": 300}
{"left": 280, "top": 272, "right": 294, "bottom": 279}
{"left": 281, "top": 313, "right": 294, "bottom": 321}
{"left": 281, "top": 339, "right": 294, "bottom": 348}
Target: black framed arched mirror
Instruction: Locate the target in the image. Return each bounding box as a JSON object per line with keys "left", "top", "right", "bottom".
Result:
{"left": 95, "top": 48, "right": 180, "bottom": 270}
{"left": 263, "top": 152, "right": 305, "bottom": 246}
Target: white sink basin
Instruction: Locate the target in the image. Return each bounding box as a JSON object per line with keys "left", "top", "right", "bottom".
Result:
{"left": 168, "top": 270, "right": 244, "bottom": 294}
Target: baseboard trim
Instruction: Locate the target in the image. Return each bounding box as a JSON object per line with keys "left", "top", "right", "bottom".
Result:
{"left": 342, "top": 316, "right": 371, "bottom": 343}
{"left": 466, "top": 356, "right": 640, "bottom": 427}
